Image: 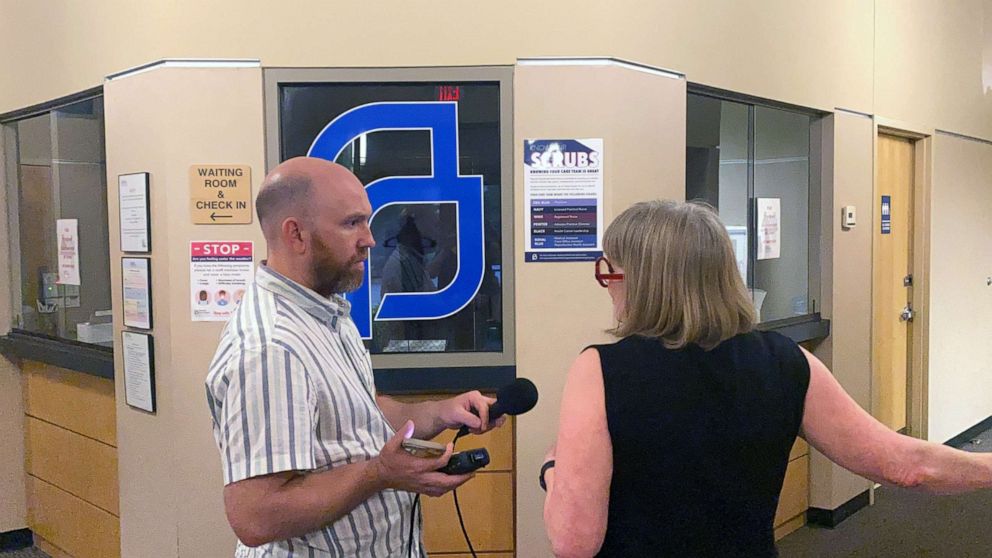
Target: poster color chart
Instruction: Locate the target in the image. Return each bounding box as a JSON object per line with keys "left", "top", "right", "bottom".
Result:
{"left": 524, "top": 138, "right": 604, "bottom": 262}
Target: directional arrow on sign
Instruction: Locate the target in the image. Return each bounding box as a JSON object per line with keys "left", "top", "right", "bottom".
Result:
{"left": 211, "top": 212, "right": 233, "bottom": 221}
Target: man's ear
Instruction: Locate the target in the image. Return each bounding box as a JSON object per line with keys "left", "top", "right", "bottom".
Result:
{"left": 281, "top": 217, "right": 308, "bottom": 255}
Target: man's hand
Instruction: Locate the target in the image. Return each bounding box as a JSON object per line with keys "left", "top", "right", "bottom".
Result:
{"left": 371, "top": 421, "right": 474, "bottom": 497}
{"left": 376, "top": 391, "right": 509, "bottom": 441}
{"left": 435, "top": 390, "right": 507, "bottom": 435}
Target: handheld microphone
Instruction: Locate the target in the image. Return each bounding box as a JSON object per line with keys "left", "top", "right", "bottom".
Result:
{"left": 457, "top": 378, "right": 539, "bottom": 437}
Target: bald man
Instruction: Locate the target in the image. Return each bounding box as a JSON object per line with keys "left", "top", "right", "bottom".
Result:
{"left": 206, "top": 158, "right": 503, "bottom": 557}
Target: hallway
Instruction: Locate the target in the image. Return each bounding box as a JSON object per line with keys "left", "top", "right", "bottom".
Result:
{"left": 779, "top": 431, "right": 992, "bottom": 557}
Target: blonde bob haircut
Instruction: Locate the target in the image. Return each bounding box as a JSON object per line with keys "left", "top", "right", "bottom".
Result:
{"left": 604, "top": 200, "right": 756, "bottom": 350}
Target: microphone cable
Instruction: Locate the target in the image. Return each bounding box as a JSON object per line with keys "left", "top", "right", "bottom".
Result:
{"left": 407, "top": 429, "right": 477, "bottom": 558}
{"left": 407, "top": 493, "right": 419, "bottom": 557}
{"left": 451, "top": 429, "right": 478, "bottom": 558}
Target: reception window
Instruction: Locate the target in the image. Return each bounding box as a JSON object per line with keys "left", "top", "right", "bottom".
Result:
{"left": 265, "top": 68, "right": 514, "bottom": 389}
{"left": 3, "top": 95, "right": 112, "bottom": 347}
{"left": 686, "top": 91, "right": 820, "bottom": 324}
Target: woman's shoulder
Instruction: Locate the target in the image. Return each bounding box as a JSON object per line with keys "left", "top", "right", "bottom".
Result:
{"left": 750, "top": 329, "right": 804, "bottom": 357}
{"left": 583, "top": 336, "right": 667, "bottom": 374}
{"left": 585, "top": 334, "right": 656, "bottom": 354}
{"left": 739, "top": 329, "right": 811, "bottom": 382}
{"left": 723, "top": 328, "right": 794, "bottom": 350}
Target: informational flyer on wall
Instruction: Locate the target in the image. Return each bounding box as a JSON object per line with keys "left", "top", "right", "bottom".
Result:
{"left": 190, "top": 241, "right": 253, "bottom": 322}
{"left": 56, "top": 219, "right": 81, "bottom": 285}
{"left": 756, "top": 198, "right": 781, "bottom": 260}
{"left": 523, "top": 138, "right": 604, "bottom": 262}
{"left": 122, "top": 257, "right": 153, "bottom": 329}
{"left": 119, "top": 172, "right": 151, "bottom": 252}
{"left": 881, "top": 195, "right": 892, "bottom": 234}
{"left": 122, "top": 330, "right": 156, "bottom": 413}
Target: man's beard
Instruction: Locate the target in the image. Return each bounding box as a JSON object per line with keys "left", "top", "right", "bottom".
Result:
{"left": 310, "top": 237, "right": 366, "bottom": 297}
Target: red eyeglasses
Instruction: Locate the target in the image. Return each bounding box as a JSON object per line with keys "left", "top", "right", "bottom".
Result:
{"left": 595, "top": 256, "right": 625, "bottom": 287}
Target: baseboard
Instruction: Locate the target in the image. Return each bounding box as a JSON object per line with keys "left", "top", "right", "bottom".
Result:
{"left": 944, "top": 415, "right": 992, "bottom": 448}
{"left": 0, "top": 528, "right": 33, "bottom": 551}
{"left": 806, "top": 489, "right": 870, "bottom": 528}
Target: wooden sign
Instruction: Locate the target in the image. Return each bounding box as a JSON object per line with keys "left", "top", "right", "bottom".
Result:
{"left": 189, "top": 165, "right": 252, "bottom": 224}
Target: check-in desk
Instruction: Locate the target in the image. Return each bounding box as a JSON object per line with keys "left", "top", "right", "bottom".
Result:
{"left": 775, "top": 438, "right": 810, "bottom": 540}
{"left": 18, "top": 358, "right": 119, "bottom": 558}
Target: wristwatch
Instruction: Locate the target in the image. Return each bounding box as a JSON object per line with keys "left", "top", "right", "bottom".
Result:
{"left": 539, "top": 459, "right": 556, "bottom": 491}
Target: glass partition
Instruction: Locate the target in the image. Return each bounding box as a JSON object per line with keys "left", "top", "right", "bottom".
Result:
{"left": 4, "top": 96, "right": 112, "bottom": 346}
{"left": 686, "top": 91, "right": 818, "bottom": 324}
{"left": 753, "top": 106, "right": 811, "bottom": 321}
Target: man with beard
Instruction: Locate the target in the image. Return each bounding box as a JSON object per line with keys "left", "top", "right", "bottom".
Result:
{"left": 205, "top": 157, "right": 503, "bottom": 557}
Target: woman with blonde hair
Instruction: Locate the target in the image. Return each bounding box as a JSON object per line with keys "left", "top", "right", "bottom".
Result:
{"left": 542, "top": 200, "right": 992, "bottom": 557}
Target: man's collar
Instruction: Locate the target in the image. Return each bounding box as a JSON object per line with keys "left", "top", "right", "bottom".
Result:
{"left": 255, "top": 262, "right": 349, "bottom": 329}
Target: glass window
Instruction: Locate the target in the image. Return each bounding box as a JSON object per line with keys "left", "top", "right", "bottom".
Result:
{"left": 4, "top": 96, "right": 112, "bottom": 346}
{"left": 753, "top": 106, "right": 811, "bottom": 321}
{"left": 278, "top": 82, "right": 505, "bottom": 355}
{"left": 686, "top": 92, "right": 816, "bottom": 323}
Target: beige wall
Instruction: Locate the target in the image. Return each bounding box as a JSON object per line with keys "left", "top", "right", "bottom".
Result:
{"left": 8, "top": 0, "right": 986, "bottom": 140}
{"left": 927, "top": 132, "right": 992, "bottom": 442}
{"left": 808, "top": 112, "right": 875, "bottom": 509}
{"left": 513, "top": 61, "right": 686, "bottom": 556}
{"left": 874, "top": 0, "right": 992, "bottom": 141}
{"left": 104, "top": 68, "right": 178, "bottom": 557}
{"left": 104, "top": 66, "right": 265, "bottom": 557}
{"left": 0, "top": 1, "right": 873, "bottom": 122}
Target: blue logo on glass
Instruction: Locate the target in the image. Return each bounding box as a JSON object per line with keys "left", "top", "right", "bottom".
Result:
{"left": 307, "top": 102, "right": 485, "bottom": 339}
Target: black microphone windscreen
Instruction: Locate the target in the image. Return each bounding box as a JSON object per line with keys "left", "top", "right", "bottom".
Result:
{"left": 491, "top": 378, "right": 539, "bottom": 418}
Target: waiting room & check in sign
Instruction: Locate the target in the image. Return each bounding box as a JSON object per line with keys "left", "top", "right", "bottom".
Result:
{"left": 189, "top": 164, "right": 252, "bottom": 224}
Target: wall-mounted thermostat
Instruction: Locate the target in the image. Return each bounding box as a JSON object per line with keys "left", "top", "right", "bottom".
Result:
{"left": 842, "top": 206, "right": 857, "bottom": 229}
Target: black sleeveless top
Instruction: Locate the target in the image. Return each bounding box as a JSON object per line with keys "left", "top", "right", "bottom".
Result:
{"left": 589, "top": 330, "right": 810, "bottom": 557}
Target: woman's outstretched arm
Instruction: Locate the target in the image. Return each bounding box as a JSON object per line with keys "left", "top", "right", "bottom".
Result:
{"left": 801, "top": 348, "right": 992, "bottom": 494}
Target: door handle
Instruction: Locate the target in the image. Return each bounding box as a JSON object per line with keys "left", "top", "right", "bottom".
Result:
{"left": 900, "top": 303, "right": 914, "bottom": 322}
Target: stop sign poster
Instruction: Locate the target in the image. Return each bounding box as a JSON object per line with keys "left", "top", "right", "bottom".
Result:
{"left": 190, "top": 241, "right": 254, "bottom": 322}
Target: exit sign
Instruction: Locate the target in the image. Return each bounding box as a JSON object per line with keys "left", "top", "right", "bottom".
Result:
{"left": 435, "top": 86, "right": 462, "bottom": 102}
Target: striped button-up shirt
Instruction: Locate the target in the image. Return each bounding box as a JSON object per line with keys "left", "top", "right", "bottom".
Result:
{"left": 206, "top": 264, "right": 423, "bottom": 557}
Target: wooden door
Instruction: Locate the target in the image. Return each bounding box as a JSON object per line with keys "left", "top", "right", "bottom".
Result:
{"left": 873, "top": 134, "right": 914, "bottom": 432}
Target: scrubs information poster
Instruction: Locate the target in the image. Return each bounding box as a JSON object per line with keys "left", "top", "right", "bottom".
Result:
{"left": 524, "top": 138, "right": 604, "bottom": 262}
{"left": 190, "top": 241, "right": 253, "bottom": 322}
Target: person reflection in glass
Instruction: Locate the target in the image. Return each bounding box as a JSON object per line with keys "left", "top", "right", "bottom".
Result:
{"left": 379, "top": 210, "right": 438, "bottom": 350}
